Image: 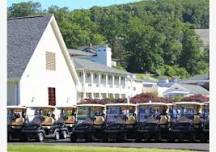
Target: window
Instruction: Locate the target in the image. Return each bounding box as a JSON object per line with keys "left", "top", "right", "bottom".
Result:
{"left": 46, "top": 52, "right": 56, "bottom": 71}
{"left": 94, "top": 74, "right": 98, "bottom": 79}
{"left": 48, "top": 87, "right": 56, "bottom": 106}
{"left": 79, "top": 72, "right": 83, "bottom": 77}
{"left": 87, "top": 73, "right": 91, "bottom": 78}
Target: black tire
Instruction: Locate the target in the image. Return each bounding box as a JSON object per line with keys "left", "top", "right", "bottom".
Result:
{"left": 61, "top": 131, "right": 67, "bottom": 139}
{"left": 55, "top": 131, "right": 60, "bottom": 140}
{"left": 20, "top": 136, "right": 28, "bottom": 142}
{"left": 70, "top": 135, "right": 76, "bottom": 142}
{"left": 156, "top": 133, "right": 162, "bottom": 142}
{"left": 86, "top": 135, "right": 93, "bottom": 142}
{"left": 37, "top": 132, "right": 44, "bottom": 142}
{"left": 8, "top": 133, "right": 12, "bottom": 142}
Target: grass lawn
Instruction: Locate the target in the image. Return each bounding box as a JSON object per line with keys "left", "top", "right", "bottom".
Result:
{"left": 8, "top": 144, "right": 193, "bottom": 152}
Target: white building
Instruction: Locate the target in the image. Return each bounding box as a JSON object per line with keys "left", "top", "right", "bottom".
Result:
{"left": 156, "top": 78, "right": 209, "bottom": 98}
{"left": 69, "top": 47, "right": 143, "bottom": 101}
{"left": 7, "top": 15, "right": 144, "bottom": 108}
{"left": 7, "top": 15, "right": 79, "bottom": 107}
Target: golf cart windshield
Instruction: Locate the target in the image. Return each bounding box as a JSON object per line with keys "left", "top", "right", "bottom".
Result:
{"left": 106, "top": 106, "right": 134, "bottom": 123}
{"left": 203, "top": 104, "right": 209, "bottom": 120}
{"left": 138, "top": 105, "right": 166, "bottom": 122}
{"left": 30, "top": 108, "right": 54, "bottom": 125}
{"left": 77, "top": 106, "right": 103, "bottom": 122}
{"left": 58, "top": 108, "right": 76, "bottom": 122}
{"left": 175, "top": 105, "right": 198, "bottom": 120}
{"left": 7, "top": 109, "right": 26, "bottom": 125}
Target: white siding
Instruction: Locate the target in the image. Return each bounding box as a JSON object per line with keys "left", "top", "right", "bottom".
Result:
{"left": 19, "top": 22, "right": 77, "bottom": 107}
{"left": 7, "top": 81, "right": 19, "bottom": 105}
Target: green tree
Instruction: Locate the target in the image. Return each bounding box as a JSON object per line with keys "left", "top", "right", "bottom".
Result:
{"left": 8, "top": 1, "right": 42, "bottom": 17}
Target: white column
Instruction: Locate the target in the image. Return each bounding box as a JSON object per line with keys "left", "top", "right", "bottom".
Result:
{"left": 112, "top": 75, "right": 115, "bottom": 88}
{"left": 90, "top": 72, "right": 94, "bottom": 86}
{"left": 83, "top": 92, "right": 86, "bottom": 99}
{"left": 83, "top": 71, "right": 86, "bottom": 96}
{"left": 119, "top": 76, "right": 121, "bottom": 88}
{"left": 99, "top": 93, "right": 102, "bottom": 99}
{"left": 105, "top": 74, "right": 108, "bottom": 87}
{"left": 98, "top": 73, "right": 101, "bottom": 87}
{"left": 83, "top": 71, "right": 86, "bottom": 86}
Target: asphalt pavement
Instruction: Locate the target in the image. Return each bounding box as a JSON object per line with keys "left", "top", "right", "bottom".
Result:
{"left": 10, "top": 139, "right": 209, "bottom": 152}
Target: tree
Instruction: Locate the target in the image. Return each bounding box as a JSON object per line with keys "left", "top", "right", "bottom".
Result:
{"left": 8, "top": 1, "right": 42, "bottom": 17}
{"left": 8, "top": 0, "right": 209, "bottom": 77}
{"left": 179, "top": 27, "right": 208, "bottom": 75}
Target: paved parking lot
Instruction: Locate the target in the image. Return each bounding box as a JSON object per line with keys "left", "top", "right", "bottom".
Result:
{"left": 10, "top": 139, "right": 209, "bottom": 152}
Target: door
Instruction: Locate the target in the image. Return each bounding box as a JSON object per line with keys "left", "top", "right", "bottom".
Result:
{"left": 48, "top": 87, "right": 56, "bottom": 106}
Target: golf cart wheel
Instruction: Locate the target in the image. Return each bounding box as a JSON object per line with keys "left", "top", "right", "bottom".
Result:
{"left": 20, "top": 136, "right": 28, "bottom": 142}
{"left": 8, "top": 133, "right": 12, "bottom": 142}
{"left": 157, "top": 133, "right": 162, "bottom": 142}
{"left": 55, "top": 131, "right": 60, "bottom": 140}
{"left": 70, "top": 135, "right": 76, "bottom": 142}
{"left": 61, "top": 131, "right": 67, "bottom": 139}
{"left": 86, "top": 134, "right": 93, "bottom": 142}
{"left": 37, "top": 132, "right": 44, "bottom": 142}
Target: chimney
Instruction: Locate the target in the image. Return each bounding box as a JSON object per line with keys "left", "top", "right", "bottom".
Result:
{"left": 95, "top": 45, "right": 112, "bottom": 67}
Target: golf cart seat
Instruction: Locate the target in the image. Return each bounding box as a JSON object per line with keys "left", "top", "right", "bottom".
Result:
{"left": 193, "top": 115, "right": 201, "bottom": 124}
{"left": 65, "top": 116, "right": 76, "bottom": 124}
{"left": 11, "top": 117, "right": 24, "bottom": 127}
{"left": 159, "top": 115, "right": 168, "bottom": 124}
{"left": 42, "top": 117, "right": 54, "bottom": 126}
{"left": 126, "top": 115, "right": 136, "bottom": 124}
{"left": 94, "top": 116, "right": 105, "bottom": 125}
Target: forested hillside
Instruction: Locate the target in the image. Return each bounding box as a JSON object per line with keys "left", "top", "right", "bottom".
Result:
{"left": 8, "top": 0, "right": 209, "bottom": 78}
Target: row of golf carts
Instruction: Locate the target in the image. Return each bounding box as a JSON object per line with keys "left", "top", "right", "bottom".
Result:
{"left": 7, "top": 100, "right": 209, "bottom": 142}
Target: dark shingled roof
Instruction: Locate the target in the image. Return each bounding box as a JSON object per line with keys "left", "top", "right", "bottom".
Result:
{"left": 164, "top": 83, "right": 209, "bottom": 95}
{"left": 8, "top": 15, "right": 52, "bottom": 79}
{"left": 72, "top": 57, "right": 127, "bottom": 75}
{"left": 68, "top": 49, "right": 95, "bottom": 56}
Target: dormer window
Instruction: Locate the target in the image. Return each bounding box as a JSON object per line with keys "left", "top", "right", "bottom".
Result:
{"left": 46, "top": 52, "right": 56, "bottom": 71}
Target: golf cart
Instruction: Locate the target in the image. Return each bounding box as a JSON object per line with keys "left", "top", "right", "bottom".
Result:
{"left": 70, "top": 104, "right": 105, "bottom": 142}
{"left": 201, "top": 102, "right": 209, "bottom": 142}
{"left": 22, "top": 106, "right": 60, "bottom": 142}
{"left": 104, "top": 103, "right": 136, "bottom": 142}
{"left": 136, "top": 102, "right": 170, "bottom": 142}
{"left": 56, "top": 106, "right": 76, "bottom": 139}
{"left": 7, "top": 106, "right": 27, "bottom": 141}
{"left": 169, "top": 101, "right": 203, "bottom": 142}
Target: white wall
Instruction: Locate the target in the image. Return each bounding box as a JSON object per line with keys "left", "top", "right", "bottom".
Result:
{"left": 19, "top": 22, "right": 77, "bottom": 107}
{"left": 7, "top": 81, "right": 19, "bottom": 105}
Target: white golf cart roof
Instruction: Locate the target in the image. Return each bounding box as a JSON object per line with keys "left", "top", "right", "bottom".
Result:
{"left": 136, "top": 102, "right": 169, "bottom": 106}
{"left": 105, "top": 103, "right": 136, "bottom": 107}
{"left": 174, "top": 101, "right": 204, "bottom": 106}
{"left": 77, "top": 104, "right": 105, "bottom": 107}
{"left": 203, "top": 101, "right": 209, "bottom": 105}
{"left": 7, "top": 106, "right": 26, "bottom": 110}
{"left": 56, "top": 105, "right": 76, "bottom": 109}
{"left": 27, "top": 105, "right": 55, "bottom": 110}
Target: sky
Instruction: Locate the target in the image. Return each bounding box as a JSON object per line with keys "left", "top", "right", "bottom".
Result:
{"left": 8, "top": 0, "right": 141, "bottom": 10}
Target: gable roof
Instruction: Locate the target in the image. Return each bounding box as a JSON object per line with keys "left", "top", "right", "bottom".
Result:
{"left": 181, "top": 74, "right": 209, "bottom": 84}
{"left": 8, "top": 15, "right": 80, "bottom": 85}
{"left": 189, "top": 74, "right": 209, "bottom": 80}
{"left": 164, "top": 83, "right": 209, "bottom": 96}
{"left": 8, "top": 15, "right": 52, "bottom": 79}
{"left": 72, "top": 57, "right": 127, "bottom": 75}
